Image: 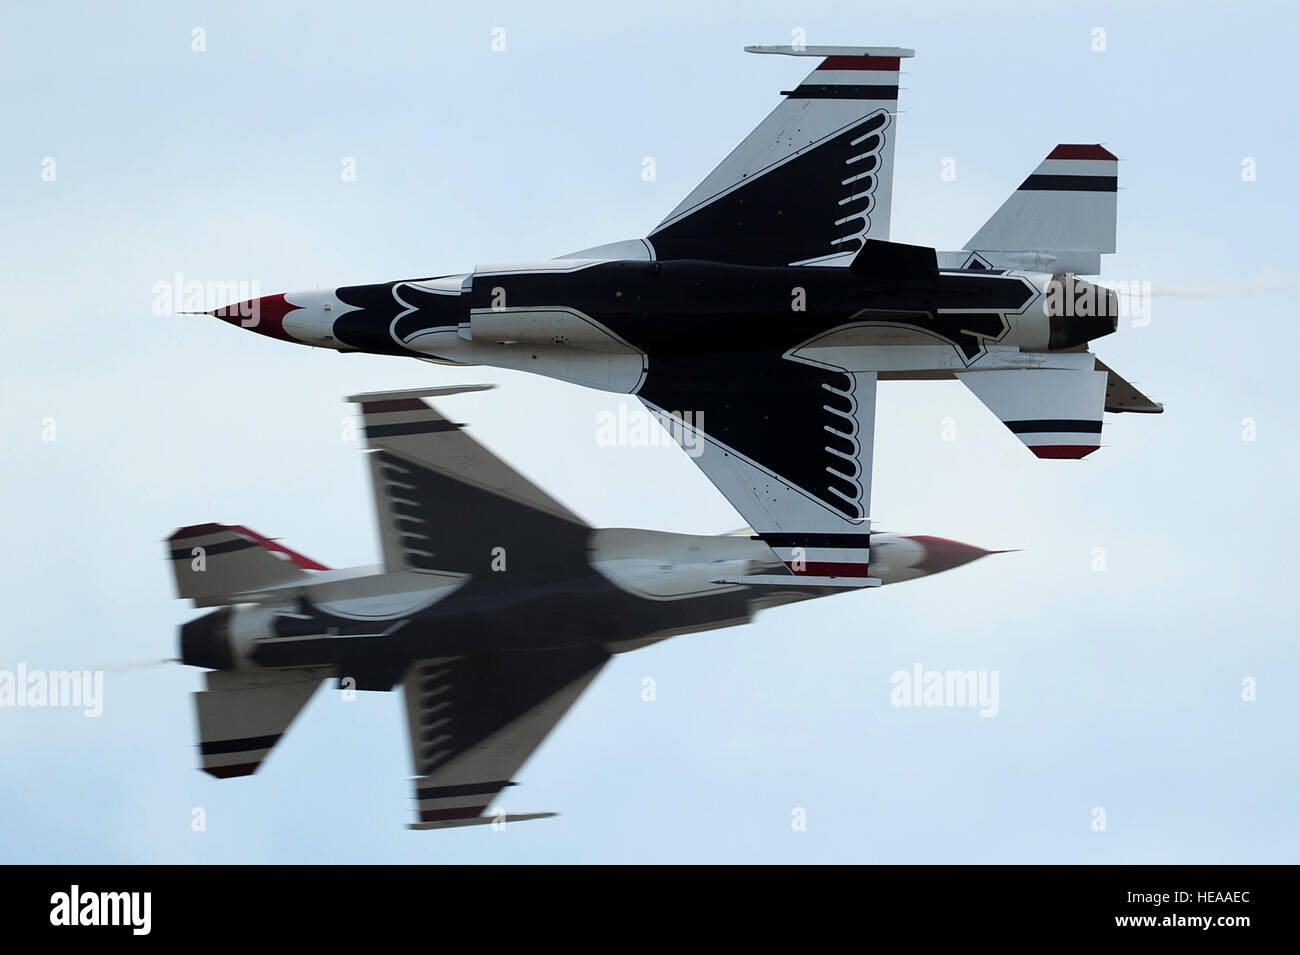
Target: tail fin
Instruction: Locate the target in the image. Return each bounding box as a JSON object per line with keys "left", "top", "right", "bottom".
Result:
{"left": 167, "top": 523, "right": 328, "bottom": 607}
{"left": 194, "top": 667, "right": 329, "bottom": 777}
{"left": 964, "top": 144, "right": 1117, "bottom": 275}
{"left": 649, "top": 45, "right": 913, "bottom": 267}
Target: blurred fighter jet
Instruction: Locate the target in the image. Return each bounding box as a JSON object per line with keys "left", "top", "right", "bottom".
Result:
{"left": 169, "top": 387, "right": 1000, "bottom": 828}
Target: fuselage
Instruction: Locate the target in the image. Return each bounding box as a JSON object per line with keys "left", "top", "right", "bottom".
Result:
{"left": 213, "top": 256, "right": 1118, "bottom": 394}
{"left": 180, "top": 527, "right": 992, "bottom": 690}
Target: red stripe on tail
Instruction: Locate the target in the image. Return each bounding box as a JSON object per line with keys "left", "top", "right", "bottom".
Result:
{"left": 203, "top": 762, "right": 261, "bottom": 779}
{"left": 1030, "top": 445, "right": 1101, "bottom": 459}
{"left": 225, "top": 525, "right": 330, "bottom": 570}
{"left": 1046, "top": 144, "right": 1117, "bottom": 161}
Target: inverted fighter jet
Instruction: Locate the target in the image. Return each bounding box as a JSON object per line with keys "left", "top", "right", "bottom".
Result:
{"left": 169, "top": 387, "right": 1000, "bottom": 828}
{"left": 199, "top": 44, "right": 1160, "bottom": 582}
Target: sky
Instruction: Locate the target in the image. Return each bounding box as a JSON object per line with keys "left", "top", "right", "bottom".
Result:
{"left": 1, "top": 0, "right": 1297, "bottom": 863}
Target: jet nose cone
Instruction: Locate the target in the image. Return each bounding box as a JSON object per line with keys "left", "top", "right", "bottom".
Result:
{"left": 203, "top": 293, "right": 304, "bottom": 342}
{"left": 903, "top": 535, "right": 1006, "bottom": 574}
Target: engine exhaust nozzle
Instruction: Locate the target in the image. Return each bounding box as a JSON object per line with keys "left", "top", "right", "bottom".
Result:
{"left": 1045, "top": 274, "right": 1118, "bottom": 350}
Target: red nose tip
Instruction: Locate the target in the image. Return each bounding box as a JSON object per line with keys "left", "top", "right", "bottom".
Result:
{"left": 205, "top": 293, "right": 302, "bottom": 342}
{"left": 904, "top": 535, "right": 1007, "bottom": 574}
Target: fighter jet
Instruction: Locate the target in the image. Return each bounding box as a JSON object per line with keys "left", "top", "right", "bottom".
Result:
{"left": 199, "top": 43, "right": 1161, "bottom": 582}
{"left": 170, "top": 386, "right": 1000, "bottom": 828}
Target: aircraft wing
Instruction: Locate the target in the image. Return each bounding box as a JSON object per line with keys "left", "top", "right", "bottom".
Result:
{"left": 349, "top": 385, "right": 589, "bottom": 575}
{"left": 649, "top": 45, "right": 912, "bottom": 266}
{"left": 957, "top": 356, "right": 1109, "bottom": 459}
{"left": 401, "top": 646, "right": 609, "bottom": 829}
{"left": 638, "top": 363, "right": 877, "bottom": 580}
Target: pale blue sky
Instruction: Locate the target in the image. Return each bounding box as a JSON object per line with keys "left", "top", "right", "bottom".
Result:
{"left": 1, "top": 0, "right": 1296, "bottom": 862}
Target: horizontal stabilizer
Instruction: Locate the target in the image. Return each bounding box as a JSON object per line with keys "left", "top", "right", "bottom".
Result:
{"left": 193, "top": 667, "right": 329, "bottom": 778}
{"left": 965, "top": 144, "right": 1118, "bottom": 275}
{"left": 958, "top": 362, "right": 1108, "bottom": 459}
{"left": 168, "top": 523, "right": 328, "bottom": 607}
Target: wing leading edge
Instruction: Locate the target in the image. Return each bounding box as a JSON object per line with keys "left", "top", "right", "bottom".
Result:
{"left": 649, "top": 45, "right": 913, "bottom": 267}
{"left": 349, "top": 386, "right": 589, "bottom": 575}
